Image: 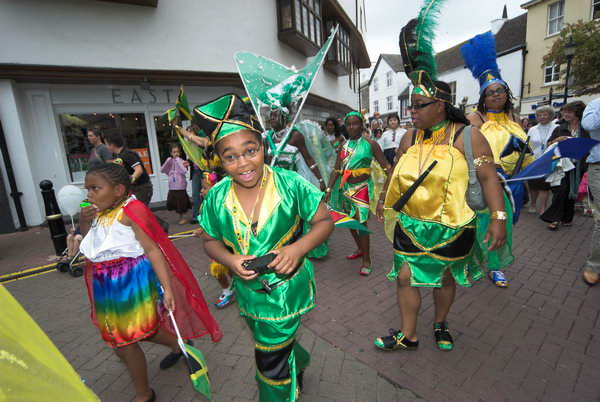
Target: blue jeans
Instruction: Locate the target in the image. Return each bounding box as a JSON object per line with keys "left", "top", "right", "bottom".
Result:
{"left": 191, "top": 170, "right": 202, "bottom": 221}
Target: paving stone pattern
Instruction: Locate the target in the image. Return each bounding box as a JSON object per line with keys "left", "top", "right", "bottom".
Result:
{"left": 3, "top": 210, "right": 599, "bottom": 401}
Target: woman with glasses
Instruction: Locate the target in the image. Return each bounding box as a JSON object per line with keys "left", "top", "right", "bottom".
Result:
{"left": 324, "top": 111, "right": 391, "bottom": 276}
{"left": 196, "top": 94, "right": 334, "bottom": 400}
{"left": 461, "top": 31, "right": 533, "bottom": 288}
{"left": 373, "top": 10, "right": 507, "bottom": 353}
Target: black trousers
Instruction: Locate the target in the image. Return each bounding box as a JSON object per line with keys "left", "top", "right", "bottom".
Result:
{"left": 540, "top": 174, "right": 575, "bottom": 224}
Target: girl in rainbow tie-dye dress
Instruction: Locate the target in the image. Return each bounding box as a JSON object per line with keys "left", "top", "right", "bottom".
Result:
{"left": 79, "top": 163, "right": 220, "bottom": 402}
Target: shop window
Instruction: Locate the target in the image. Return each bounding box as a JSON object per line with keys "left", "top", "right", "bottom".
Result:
{"left": 593, "top": 0, "right": 600, "bottom": 19}
{"left": 59, "top": 113, "right": 150, "bottom": 183}
{"left": 548, "top": 1, "right": 564, "bottom": 36}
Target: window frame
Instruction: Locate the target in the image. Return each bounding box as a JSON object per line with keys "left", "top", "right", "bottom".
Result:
{"left": 373, "top": 100, "right": 379, "bottom": 114}
{"left": 386, "top": 71, "right": 393, "bottom": 87}
{"left": 547, "top": 1, "right": 564, "bottom": 36}
{"left": 593, "top": 0, "right": 600, "bottom": 19}
{"left": 544, "top": 63, "right": 561, "bottom": 85}
{"left": 448, "top": 81, "right": 457, "bottom": 105}
{"left": 373, "top": 77, "right": 379, "bottom": 92}
{"left": 386, "top": 95, "right": 393, "bottom": 112}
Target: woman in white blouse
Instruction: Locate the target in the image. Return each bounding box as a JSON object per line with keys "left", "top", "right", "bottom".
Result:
{"left": 527, "top": 106, "right": 558, "bottom": 214}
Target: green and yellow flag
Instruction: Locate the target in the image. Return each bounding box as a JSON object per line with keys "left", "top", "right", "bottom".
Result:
{"left": 176, "top": 85, "right": 192, "bottom": 121}
{"left": 165, "top": 107, "right": 177, "bottom": 123}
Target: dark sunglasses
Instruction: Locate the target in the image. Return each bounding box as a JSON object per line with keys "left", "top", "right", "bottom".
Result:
{"left": 484, "top": 87, "right": 507, "bottom": 97}
{"left": 407, "top": 100, "right": 437, "bottom": 111}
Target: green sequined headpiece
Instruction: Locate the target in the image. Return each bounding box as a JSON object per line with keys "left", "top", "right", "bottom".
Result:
{"left": 344, "top": 111, "right": 363, "bottom": 123}
{"left": 192, "top": 94, "right": 262, "bottom": 145}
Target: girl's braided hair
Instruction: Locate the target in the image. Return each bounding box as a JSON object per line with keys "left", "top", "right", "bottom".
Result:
{"left": 87, "top": 163, "right": 131, "bottom": 193}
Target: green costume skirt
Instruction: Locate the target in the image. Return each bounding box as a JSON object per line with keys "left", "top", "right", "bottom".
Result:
{"left": 389, "top": 193, "right": 514, "bottom": 287}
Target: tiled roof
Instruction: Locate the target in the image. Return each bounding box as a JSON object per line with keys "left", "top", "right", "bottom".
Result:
{"left": 436, "top": 13, "right": 527, "bottom": 72}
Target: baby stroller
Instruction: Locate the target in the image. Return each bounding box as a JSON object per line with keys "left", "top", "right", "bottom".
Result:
{"left": 56, "top": 227, "right": 84, "bottom": 277}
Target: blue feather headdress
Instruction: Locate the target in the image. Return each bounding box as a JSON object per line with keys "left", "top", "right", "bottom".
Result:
{"left": 460, "top": 31, "right": 507, "bottom": 94}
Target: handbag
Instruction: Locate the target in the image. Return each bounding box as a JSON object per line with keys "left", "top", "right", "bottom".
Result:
{"left": 463, "top": 125, "right": 488, "bottom": 211}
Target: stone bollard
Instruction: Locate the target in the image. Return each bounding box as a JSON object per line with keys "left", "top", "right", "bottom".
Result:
{"left": 39, "top": 180, "right": 67, "bottom": 255}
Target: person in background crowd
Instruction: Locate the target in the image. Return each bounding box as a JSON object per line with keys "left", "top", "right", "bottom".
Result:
{"left": 325, "top": 117, "right": 345, "bottom": 151}
{"left": 370, "top": 112, "right": 384, "bottom": 132}
{"left": 185, "top": 124, "right": 204, "bottom": 224}
{"left": 87, "top": 128, "right": 112, "bottom": 170}
{"left": 581, "top": 97, "right": 600, "bottom": 286}
{"left": 520, "top": 117, "right": 531, "bottom": 132}
{"left": 541, "top": 101, "right": 590, "bottom": 230}
{"left": 554, "top": 105, "right": 566, "bottom": 124}
{"left": 527, "top": 106, "right": 558, "bottom": 214}
{"left": 403, "top": 122, "right": 413, "bottom": 130}
{"left": 105, "top": 132, "right": 170, "bottom": 233}
{"left": 381, "top": 113, "right": 406, "bottom": 165}
{"left": 337, "top": 117, "right": 349, "bottom": 139}
{"left": 161, "top": 143, "right": 191, "bottom": 225}
{"left": 374, "top": 127, "right": 384, "bottom": 150}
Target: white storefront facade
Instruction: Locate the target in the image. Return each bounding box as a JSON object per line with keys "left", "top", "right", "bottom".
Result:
{"left": 0, "top": 0, "right": 369, "bottom": 229}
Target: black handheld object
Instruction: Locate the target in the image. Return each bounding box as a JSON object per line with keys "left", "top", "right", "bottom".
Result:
{"left": 243, "top": 253, "right": 276, "bottom": 275}
{"left": 512, "top": 136, "right": 531, "bottom": 175}
{"left": 392, "top": 160, "right": 438, "bottom": 212}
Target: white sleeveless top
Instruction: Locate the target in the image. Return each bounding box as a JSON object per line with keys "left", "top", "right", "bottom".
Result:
{"left": 80, "top": 197, "right": 145, "bottom": 263}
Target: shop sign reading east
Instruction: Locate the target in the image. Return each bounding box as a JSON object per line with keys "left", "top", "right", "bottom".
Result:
{"left": 111, "top": 88, "right": 177, "bottom": 104}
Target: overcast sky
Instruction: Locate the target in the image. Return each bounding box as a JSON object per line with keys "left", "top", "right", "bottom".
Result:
{"left": 363, "top": 0, "right": 527, "bottom": 62}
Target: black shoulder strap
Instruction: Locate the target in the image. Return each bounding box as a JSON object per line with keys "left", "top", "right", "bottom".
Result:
{"left": 453, "top": 125, "right": 467, "bottom": 145}
{"left": 411, "top": 129, "right": 417, "bottom": 146}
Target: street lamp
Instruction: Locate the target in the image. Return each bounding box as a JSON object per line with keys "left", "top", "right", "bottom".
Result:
{"left": 563, "top": 36, "right": 576, "bottom": 104}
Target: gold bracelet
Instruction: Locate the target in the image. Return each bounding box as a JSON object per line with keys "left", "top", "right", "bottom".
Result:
{"left": 490, "top": 211, "right": 507, "bottom": 221}
{"left": 473, "top": 155, "right": 495, "bottom": 168}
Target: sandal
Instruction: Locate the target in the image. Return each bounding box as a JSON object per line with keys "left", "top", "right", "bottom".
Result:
{"left": 346, "top": 251, "right": 363, "bottom": 260}
{"left": 434, "top": 322, "right": 453, "bottom": 351}
{"left": 489, "top": 271, "right": 508, "bottom": 288}
{"left": 374, "top": 329, "right": 419, "bottom": 351}
{"left": 548, "top": 222, "right": 559, "bottom": 231}
{"left": 359, "top": 265, "right": 372, "bottom": 276}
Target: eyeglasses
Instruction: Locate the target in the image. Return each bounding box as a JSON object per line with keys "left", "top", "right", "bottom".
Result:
{"left": 407, "top": 100, "right": 437, "bottom": 111}
{"left": 484, "top": 87, "right": 507, "bottom": 97}
{"left": 221, "top": 147, "right": 261, "bottom": 166}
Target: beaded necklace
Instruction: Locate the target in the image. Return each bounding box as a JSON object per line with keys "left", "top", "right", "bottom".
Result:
{"left": 230, "top": 166, "right": 268, "bottom": 255}
{"left": 92, "top": 195, "right": 129, "bottom": 227}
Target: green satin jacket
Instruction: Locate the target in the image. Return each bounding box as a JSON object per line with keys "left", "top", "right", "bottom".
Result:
{"left": 199, "top": 166, "right": 323, "bottom": 321}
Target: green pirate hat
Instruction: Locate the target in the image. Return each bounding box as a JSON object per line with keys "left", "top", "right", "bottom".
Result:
{"left": 235, "top": 25, "right": 339, "bottom": 131}
{"left": 192, "top": 94, "right": 262, "bottom": 145}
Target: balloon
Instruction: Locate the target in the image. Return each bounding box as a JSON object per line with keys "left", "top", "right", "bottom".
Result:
{"left": 57, "top": 185, "right": 85, "bottom": 217}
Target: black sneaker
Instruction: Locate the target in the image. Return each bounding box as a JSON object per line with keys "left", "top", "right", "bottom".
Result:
{"left": 374, "top": 329, "right": 418, "bottom": 351}
{"left": 159, "top": 339, "right": 194, "bottom": 369}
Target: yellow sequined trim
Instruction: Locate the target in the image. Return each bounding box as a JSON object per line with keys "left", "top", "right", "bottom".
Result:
{"left": 255, "top": 336, "right": 295, "bottom": 352}
{"left": 394, "top": 249, "right": 467, "bottom": 263}
{"left": 256, "top": 370, "right": 291, "bottom": 386}
{"left": 272, "top": 217, "right": 301, "bottom": 250}
{"left": 473, "top": 155, "right": 495, "bottom": 168}
{"left": 399, "top": 224, "right": 474, "bottom": 252}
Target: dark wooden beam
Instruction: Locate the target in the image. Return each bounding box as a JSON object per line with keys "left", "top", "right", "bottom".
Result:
{"left": 94, "top": 0, "right": 158, "bottom": 7}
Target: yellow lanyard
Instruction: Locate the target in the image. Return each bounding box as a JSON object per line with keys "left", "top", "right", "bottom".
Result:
{"left": 230, "top": 166, "right": 268, "bottom": 255}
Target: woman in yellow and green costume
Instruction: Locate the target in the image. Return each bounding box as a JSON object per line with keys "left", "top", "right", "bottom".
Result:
{"left": 461, "top": 31, "right": 534, "bottom": 288}
{"left": 197, "top": 93, "right": 334, "bottom": 401}
{"left": 373, "top": 2, "right": 508, "bottom": 353}
{"left": 324, "top": 111, "right": 391, "bottom": 276}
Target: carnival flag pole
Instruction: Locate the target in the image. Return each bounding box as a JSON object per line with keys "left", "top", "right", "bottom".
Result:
{"left": 235, "top": 25, "right": 339, "bottom": 166}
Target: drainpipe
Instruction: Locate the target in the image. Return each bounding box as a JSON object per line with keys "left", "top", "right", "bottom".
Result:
{"left": 0, "top": 119, "right": 27, "bottom": 230}
{"left": 518, "top": 47, "right": 528, "bottom": 113}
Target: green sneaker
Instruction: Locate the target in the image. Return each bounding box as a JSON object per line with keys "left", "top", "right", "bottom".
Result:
{"left": 434, "top": 322, "right": 453, "bottom": 351}
{"left": 374, "top": 329, "right": 419, "bottom": 351}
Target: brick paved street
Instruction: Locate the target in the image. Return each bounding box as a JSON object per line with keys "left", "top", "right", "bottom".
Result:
{"left": 2, "top": 209, "right": 599, "bottom": 401}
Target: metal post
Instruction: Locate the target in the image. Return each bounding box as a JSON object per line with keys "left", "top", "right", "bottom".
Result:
{"left": 39, "top": 180, "right": 67, "bottom": 255}
{"left": 563, "top": 56, "right": 572, "bottom": 105}
{"left": 548, "top": 87, "right": 553, "bottom": 107}
{"left": 0, "top": 119, "right": 27, "bottom": 230}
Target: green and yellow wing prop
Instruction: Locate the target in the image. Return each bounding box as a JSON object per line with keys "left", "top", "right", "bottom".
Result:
{"left": 0, "top": 285, "right": 98, "bottom": 401}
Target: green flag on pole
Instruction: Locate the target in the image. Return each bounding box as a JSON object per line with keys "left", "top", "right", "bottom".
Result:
{"left": 176, "top": 85, "right": 192, "bottom": 121}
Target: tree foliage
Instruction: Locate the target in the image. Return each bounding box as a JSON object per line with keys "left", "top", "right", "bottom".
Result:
{"left": 542, "top": 18, "right": 600, "bottom": 95}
